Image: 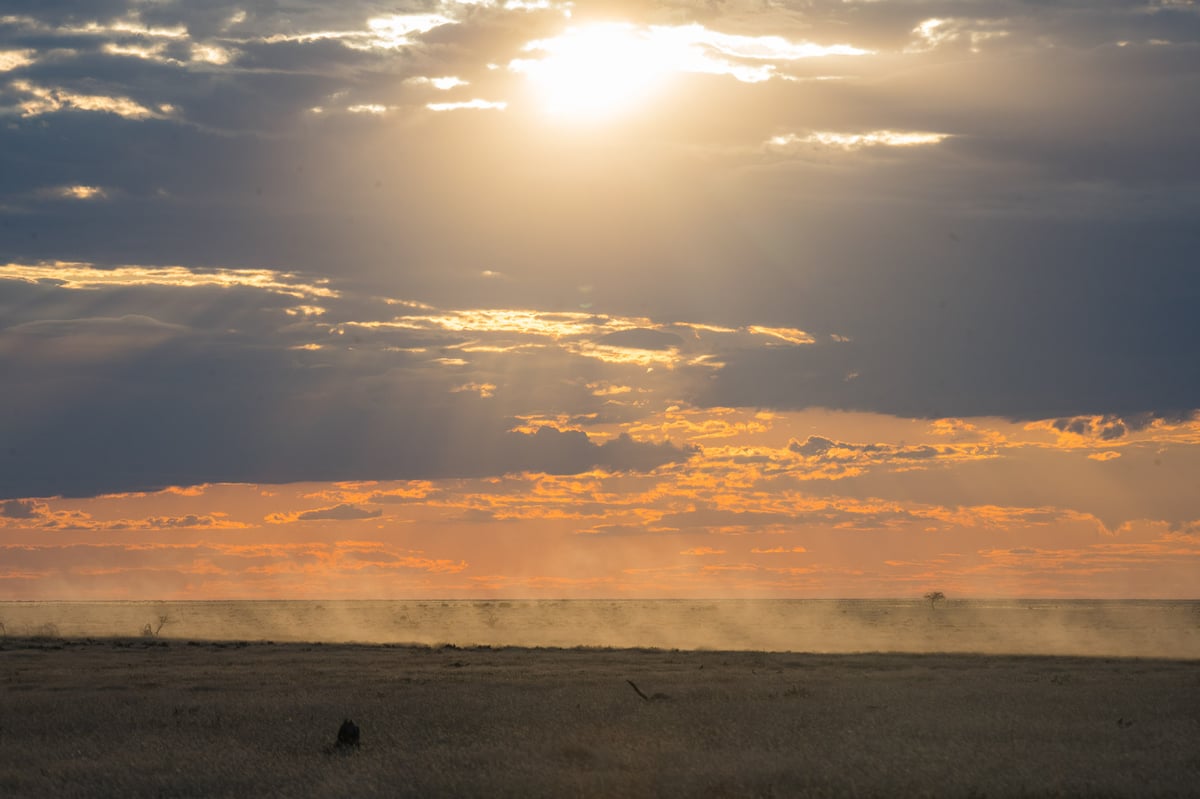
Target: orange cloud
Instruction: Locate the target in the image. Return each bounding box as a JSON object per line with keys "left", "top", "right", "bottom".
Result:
{"left": 0, "top": 501, "right": 249, "bottom": 532}
{"left": 680, "top": 547, "right": 726, "bottom": 556}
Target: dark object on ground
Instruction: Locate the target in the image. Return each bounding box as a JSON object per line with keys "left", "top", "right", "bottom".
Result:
{"left": 626, "top": 679, "right": 669, "bottom": 702}
{"left": 337, "top": 719, "right": 360, "bottom": 748}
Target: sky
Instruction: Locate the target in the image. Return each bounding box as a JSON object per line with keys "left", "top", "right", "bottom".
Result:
{"left": 2, "top": 0, "right": 1199, "bottom": 600}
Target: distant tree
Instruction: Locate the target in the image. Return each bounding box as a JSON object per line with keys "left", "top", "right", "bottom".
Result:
{"left": 924, "top": 591, "right": 946, "bottom": 609}
{"left": 141, "top": 615, "right": 170, "bottom": 637}
{"left": 0, "top": 620, "right": 6, "bottom": 637}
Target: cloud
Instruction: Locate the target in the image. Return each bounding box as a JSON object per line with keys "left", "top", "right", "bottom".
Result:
{"left": 501, "top": 428, "right": 697, "bottom": 476}
{"left": 1, "top": 499, "right": 39, "bottom": 519}
{"left": 1, "top": 0, "right": 1198, "bottom": 517}
{"left": 425, "top": 99, "right": 507, "bottom": 111}
{"left": 782, "top": 434, "right": 983, "bottom": 480}
{"left": 0, "top": 317, "right": 697, "bottom": 497}
{"left": 39, "top": 185, "right": 108, "bottom": 201}
{"left": 144, "top": 514, "right": 236, "bottom": 529}
{"left": 906, "top": 17, "right": 1011, "bottom": 54}
{"left": 7, "top": 80, "right": 166, "bottom": 119}
{"left": 767, "top": 130, "right": 950, "bottom": 151}
{"left": 598, "top": 328, "right": 683, "bottom": 351}
{"left": 0, "top": 49, "right": 36, "bottom": 71}
{"left": 0, "top": 261, "right": 337, "bottom": 300}
{"left": 293, "top": 503, "right": 383, "bottom": 522}
{"left": 830, "top": 442, "right": 1200, "bottom": 533}
{"left": 680, "top": 546, "right": 726, "bottom": 556}
{"left": 789, "top": 436, "right": 840, "bottom": 457}
{"left": 2, "top": 264, "right": 719, "bottom": 497}
{"left": 0, "top": 505, "right": 249, "bottom": 532}
{"left": 699, "top": 314, "right": 1200, "bottom": 419}
{"left": 1033, "top": 412, "right": 1197, "bottom": 445}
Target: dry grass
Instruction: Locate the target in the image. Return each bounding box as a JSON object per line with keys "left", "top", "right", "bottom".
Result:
{"left": 1, "top": 638, "right": 1198, "bottom": 797}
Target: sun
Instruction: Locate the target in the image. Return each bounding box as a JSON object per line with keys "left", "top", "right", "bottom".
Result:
{"left": 509, "top": 23, "right": 682, "bottom": 121}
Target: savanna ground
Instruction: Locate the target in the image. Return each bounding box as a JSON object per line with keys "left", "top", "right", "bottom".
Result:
{"left": 1, "top": 637, "right": 1198, "bottom": 797}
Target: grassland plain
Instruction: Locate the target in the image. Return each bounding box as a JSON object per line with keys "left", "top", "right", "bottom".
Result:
{"left": 1, "top": 637, "right": 1198, "bottom": 797}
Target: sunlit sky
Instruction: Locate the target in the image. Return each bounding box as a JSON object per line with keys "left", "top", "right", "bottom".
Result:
{"left": 2, "top": 0, "right": 1199, "bottom": 599}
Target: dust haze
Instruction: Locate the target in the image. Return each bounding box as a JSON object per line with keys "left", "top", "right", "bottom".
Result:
{"left": 2, "top": 600, "right": 1197, "bottom": 659}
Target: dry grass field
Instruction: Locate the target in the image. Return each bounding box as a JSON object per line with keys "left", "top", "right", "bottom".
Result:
{"left": 1, "top": 637, "right": 1198, "bottom": 797}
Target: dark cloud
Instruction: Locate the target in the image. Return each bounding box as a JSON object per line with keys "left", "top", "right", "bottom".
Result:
{"left": 786, "top": 436, "right": 946, "bottom": 467}
{"left": 1050, "top": 412, "right": 1198, "bottom": 441}
{"left": 1, "top": 499, "right": 39, "bottom": 519}
{"left": 789, "top": 436, "right": 834, "bottom": 457}
{"left": 698, "top": 251, "right": 1200, "bottom": 418}
{"left": 295, "top": 504, "right": 382, "bottom": 521}
{"left": 0, "top": 334, "right": 696, "bottom": 498}
{"left": 0, "top": 271, "right": 702, "bottom": 497}
{"left": 500, "top": 428, "right": 697, "bottom": 476}
{"left": 142, "top": 514, "right": 231, "bottom": 529}
{"left": 599, "top": 328, "right": 683, "bottom": 351}
{"left": 789, "top": 436, "right": 881, "bottom": 458}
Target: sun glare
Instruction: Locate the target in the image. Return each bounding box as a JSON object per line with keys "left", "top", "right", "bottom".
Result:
{"left": 509, "top": 23, "right": 679, "bottom": 120}
{"left": 509, "top": 21, "right": 872, "bottom": 121}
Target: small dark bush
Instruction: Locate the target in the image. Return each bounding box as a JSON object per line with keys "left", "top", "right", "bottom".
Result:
{"left": 336, "top": 719, "right": 360, "bottom": 749}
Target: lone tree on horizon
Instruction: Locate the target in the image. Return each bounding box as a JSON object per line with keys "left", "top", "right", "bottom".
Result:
{"left": 924, "top": 591, "right": 946, "bottom": 609}
{"left": 141, "top": 615, "right": 169, "bottom": 637}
